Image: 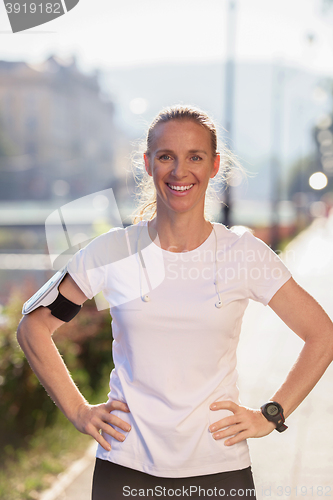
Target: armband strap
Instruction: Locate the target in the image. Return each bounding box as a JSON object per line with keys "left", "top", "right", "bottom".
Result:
{"left": 22, "top": 267, "right": 82, "bottom": 322}
{"left": 47, "top": 292, "right": 82, "bottom": 322}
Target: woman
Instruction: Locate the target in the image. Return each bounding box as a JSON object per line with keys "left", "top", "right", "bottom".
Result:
{"left": 18, "top": 106, "right": 333, "bottom": 499}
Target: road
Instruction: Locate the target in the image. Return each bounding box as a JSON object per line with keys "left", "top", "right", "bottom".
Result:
{"left": 41, "top": 215, "right": 333, "bottom": 500}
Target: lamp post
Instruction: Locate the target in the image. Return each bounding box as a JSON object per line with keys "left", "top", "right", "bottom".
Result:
{"left": 270, "top": 63, "right": 284, "bottom": 251}
{"left": 222, "top": 0, "right": 237, "bottom": 228}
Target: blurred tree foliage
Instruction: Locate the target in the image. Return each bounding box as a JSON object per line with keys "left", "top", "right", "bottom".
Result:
{"left": 0, "top": 287, "right": 113, "bottom": 458}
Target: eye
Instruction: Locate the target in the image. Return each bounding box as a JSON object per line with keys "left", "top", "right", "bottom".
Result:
{"left": 191, "top": 155, "right": 202, "bottom": 162}
{"left": 159, "top": 154, "right": 172, "bottom": 161}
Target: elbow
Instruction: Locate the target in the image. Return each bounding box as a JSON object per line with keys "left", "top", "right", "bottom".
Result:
{"left": 17, "top": 308, "right": 60, "bottom": 348}
{"left": 323, "top": 324, "right": 333, "bottom": 362}
{"left": 306, "top": 326, "right": 333, "bottom": 365}
{"left": 17, "top": 315, "right": 29, "bottom": 348}
{"left": 328, "top": 333, "right": 333, "bottom": 363}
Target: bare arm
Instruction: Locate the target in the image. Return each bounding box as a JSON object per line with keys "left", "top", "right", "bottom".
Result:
{"left": 209, "top": 277, "right": 333, "bottom": 445}
{"left": 17, "top": 275, "right": 131, "bottom": 450}
{"left": 268, "top": 277, "right": 333, "bottom": 417}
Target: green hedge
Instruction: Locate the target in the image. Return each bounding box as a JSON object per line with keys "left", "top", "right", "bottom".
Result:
{"left": 0, "top": 288, "right": 114, "bottom": 455}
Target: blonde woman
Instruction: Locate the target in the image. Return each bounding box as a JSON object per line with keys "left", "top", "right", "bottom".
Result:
{"left": 18, "top": 106, "right": 333, "bottom": 499}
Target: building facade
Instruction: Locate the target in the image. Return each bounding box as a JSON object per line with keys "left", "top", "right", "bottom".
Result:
{"left": 0, "top": 55, "right": 128, "bottom": 201}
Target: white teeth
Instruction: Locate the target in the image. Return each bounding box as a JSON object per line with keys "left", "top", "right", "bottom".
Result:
{"left": 168, "top": 184, "right": 194, "bottom": 191}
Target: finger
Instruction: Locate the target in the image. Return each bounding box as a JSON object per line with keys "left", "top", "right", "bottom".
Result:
{"left": 210, "top": 400, "right": 239, "bottom": 412}
{"left": 87, "top": 426, "right": 112, "bottom": 452}
{"left": 224, "top": 430, "right": 249, "bottom": 446}
{"left": 105, "top": 414, "right": 131, "bottom": 433}
{"left": 212, "top": 423, "right": 244, "bottom": 441}
{"left": 99, "top": 422, "right": 128, "bottom": 442}
{"left": 105, "top": 400, "right": 130, "bottom": 413}
{"left": 87, "top": 420, "right": 128, "bottom": 448}
{"left": 209, "top": 415, "right": 237, "bottom": 433}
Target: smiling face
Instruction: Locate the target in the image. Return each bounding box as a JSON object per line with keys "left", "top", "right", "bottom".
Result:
{"left": 144, "top": 119, "right": 220, "bottom": 221}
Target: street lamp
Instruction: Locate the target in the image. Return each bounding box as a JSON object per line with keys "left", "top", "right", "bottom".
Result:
{"left": 269, "top": 64, "right": 284, "bottom": 251}
{"left": 309, "top": 172, "right": 328, "bottom": 190}
{"left": 222, "top": 0, "right": 237, "bottom": 228}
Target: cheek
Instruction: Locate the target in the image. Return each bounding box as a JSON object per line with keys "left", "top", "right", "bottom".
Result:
{"left": 151, "top": 164, "right": 167, "bottom": 184}
{"left": 151, "top": 171, "right": 163, "bottom": 193}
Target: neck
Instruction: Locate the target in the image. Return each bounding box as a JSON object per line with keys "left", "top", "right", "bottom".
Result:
{"left": 148, "top": 212, "right": 213, "bottom": 252}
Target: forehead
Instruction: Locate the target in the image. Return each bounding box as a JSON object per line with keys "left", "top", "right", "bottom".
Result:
{"left": 150, "top": 119, "right": 211, "bottom": 151}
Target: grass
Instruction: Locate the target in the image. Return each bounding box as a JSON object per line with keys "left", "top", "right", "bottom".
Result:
{"left": 0, "top": 385, "right": 109, "bottom": 500}
{"left": 0, "top": 412, "right": 92, "bottom": 499}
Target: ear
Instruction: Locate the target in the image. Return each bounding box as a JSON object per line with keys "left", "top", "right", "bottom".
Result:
{"left": 144, "top": 153, "right": 152, "bottom": 176}
{"left": 210, "top": 153, "right": 220, "bottom": 178}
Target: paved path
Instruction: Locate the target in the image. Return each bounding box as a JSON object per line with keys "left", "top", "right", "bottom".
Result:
{"left": 238, "top": 215, "right": 333, "bottom": 499}
{"left": 42, "top": 216, "right": 333, "bottom": 500}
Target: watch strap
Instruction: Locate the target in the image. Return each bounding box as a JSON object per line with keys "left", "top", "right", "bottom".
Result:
{"left": 275, "top": 420, "right": 288, "bottom": 433}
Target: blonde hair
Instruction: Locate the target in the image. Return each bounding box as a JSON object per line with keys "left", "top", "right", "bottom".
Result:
{"left": 131, "top": 105, "right": 241, "bottom": 223}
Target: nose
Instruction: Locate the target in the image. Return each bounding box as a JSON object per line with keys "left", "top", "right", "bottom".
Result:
{"left": 171, "top": 158, "right": 187, "bottom": 179}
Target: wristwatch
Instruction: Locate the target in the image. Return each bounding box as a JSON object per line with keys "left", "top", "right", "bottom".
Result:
{"left": 260, "top": 401, "right": 288, "bottom": 432}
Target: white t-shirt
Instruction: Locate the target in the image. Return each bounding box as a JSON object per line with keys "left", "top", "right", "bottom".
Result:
{"left": 67, "top": 221, "right": 292, "bottom": 478}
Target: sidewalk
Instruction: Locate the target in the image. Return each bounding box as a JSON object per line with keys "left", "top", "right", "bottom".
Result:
{"left": 41, "top": 216, "right": 333, "bottom": 500}
{"left": 238, "top": 216, "right": 333, "bottom": 499}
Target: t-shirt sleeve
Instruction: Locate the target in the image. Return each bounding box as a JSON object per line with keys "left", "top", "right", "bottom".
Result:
{"left": 242, "top": 231, "right": 292, "bottom": 306}
{"left": 66, "top": 232, "right": 111, "bottom": 299}
{"left": 66, "top": 226, "right": 135, "bottom": 300}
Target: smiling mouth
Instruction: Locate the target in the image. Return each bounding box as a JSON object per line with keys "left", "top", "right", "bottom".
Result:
{"left": 167, "top": 184, "right": 194, "bottom": 192}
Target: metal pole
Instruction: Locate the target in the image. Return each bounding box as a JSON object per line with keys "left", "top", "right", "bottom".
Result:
{"left": 222, "top": 0, "right": 237, "bottom": 227}
{"left": 270, "top": 63, "right": 284, "bottom": 250}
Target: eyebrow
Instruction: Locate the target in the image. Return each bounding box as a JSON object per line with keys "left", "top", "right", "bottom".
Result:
{"left": 155, "top": 149, "right": 208, "bottom": 155}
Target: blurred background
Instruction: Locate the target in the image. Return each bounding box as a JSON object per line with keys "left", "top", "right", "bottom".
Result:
{"left": 1, "top": 0, "right": 333, "bottom": 498}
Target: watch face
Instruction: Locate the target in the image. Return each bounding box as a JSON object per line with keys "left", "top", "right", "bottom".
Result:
{"left": 267, "top": 404, "right": 279, "bottom": 417}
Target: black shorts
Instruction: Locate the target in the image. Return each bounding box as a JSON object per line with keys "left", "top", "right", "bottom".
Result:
{"left": 92, "top": 458, "right": 257, "bottom": 500}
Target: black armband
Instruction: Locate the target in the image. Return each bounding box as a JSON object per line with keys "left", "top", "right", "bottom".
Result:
{"left": 47, "top": 291, "right": 82, "bottom": 322}
{"left": 22, "top": 267, "right": 82, "bottom": 322}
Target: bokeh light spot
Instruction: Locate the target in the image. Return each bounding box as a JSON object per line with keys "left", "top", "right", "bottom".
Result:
{"left": 309, "top": 172, "right": 328, "bottom": 190}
